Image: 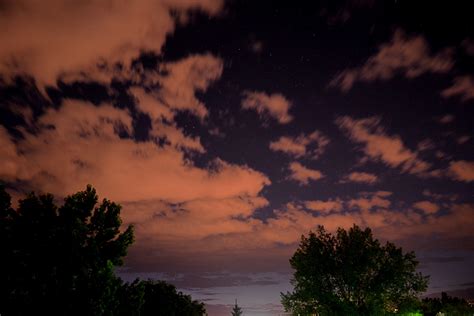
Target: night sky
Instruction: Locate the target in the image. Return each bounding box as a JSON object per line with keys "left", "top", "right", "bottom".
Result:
{"left": 1, "top": 0, "right": 473, "bottom": 315}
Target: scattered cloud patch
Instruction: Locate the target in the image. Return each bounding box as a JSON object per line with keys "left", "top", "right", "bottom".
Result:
{"left": 448, "top": 160, "right": 474, "bottom": 182}
{"left": 438, "top": 114, "right": 455, "bottom": 124}
{"left": 287, "top": 162, "right": 323, "bottom": 185}
{"left": 242, "top": 91, "right": 293, "bottom": 124}
{"left": 348, "top": 191, "right": 392, "bottom": 211}
{"left": 417, "top": 139, "right": 435, "bottom": 152}
{"left": 0, "top": 100, "right": 270, "bottom": 204}
{"left": 441, "top": 76, "right": 474, "bottom": 102}
{"left": 330, "top": 29, "right": 453, "bottom": 92}
{"left": 413, "top": 201, "right": 440, "bottom": 215}
{"left": 342, "top": 171, "right": 378, "bottom": 184}
{"left": 269, "top": 131, "right": 330, "bottom": 159}
{"left": 304, "top": 199, "right": 343, "bottom": 214}
{"left": 422, "top": 190, "right": 458, "bottom": 202}
{"left": 336, "top": 116, "right": 432, "bottom": 175}
{"left": 155, "top": 54, "right": 223, "bottom": 119}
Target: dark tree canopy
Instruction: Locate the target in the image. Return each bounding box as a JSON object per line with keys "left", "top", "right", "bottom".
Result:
{"left": 0, "top": 185, "right": 209, "bottom": 316}
{"left": 281, "top": 225, "right": 429, "bottom": 316}
{"left": 139, "top": 279, "right": 206, "bottom": 316}
{"left": 0, "top": 185, "right": 134, "bottom": 315}
{"left": 421, "top": 292, "right": 474, "bottom": 316}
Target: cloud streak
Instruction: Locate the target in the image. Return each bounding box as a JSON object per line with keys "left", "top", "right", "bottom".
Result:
{"left": 242, "top": 91, "right": 293, "bottom": 124}
{"left": 287, "top": 162, "right": 324, "bottom": 185}
{"left": 269, "top": 131, "right": 330, "bottom": 159}
{"left": 330, "top": 29, "right": 453, "bottom": 92}
{"left": 336, "top": 116, "right": 433, "bottom": 175}
{"left": 342, "top": 171, "right": 378, "bottom": 184}
{"left": 441, "top": 76, "right": 474, "bottom": 102}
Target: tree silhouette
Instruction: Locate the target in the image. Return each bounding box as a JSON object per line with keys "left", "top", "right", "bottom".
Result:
{"left": 231, "top": 299, "right": 243, "bottom": 316}
{"left": 281, "top": 225, "right": 429, "bottom": 315}
{"left": 140, "top": 279, "right": 206, "bottom": 316}
{"left": 0, "top": 185, "right": 208, "bottom": 316}
{"left": 0, "top": 185, "right": 134, "bottom": 315}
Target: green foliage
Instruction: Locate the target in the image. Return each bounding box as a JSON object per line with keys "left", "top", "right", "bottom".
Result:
{"left": 281, "top": 225, "right": 429, "bottom": 316}
{"left": 421, "top": 292, "right": 474, "bottom": 316}
{"left": 116, "top": 279, "right": 146, "bottom": 316}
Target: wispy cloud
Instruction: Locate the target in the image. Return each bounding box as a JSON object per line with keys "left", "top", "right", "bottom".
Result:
{"left": 448, "top": 160, "right": 474, "bottom": 182}
{"left": 287, "top": 162, "right": 324, "bottom": 185}
{"left": 441, "top": 75, "right": 474, "bottom": 102}
{"left": 242, "top": 91, "right": 293, "bottom": 124}
{"left": 336, "top": 116, "right": 433, "bottom": 175}
{"left": 341, "top": 171, "right": 378, "bottom": 184}
{"left": 330, "top": 29, "right": 453, "bottom": 92}
{"left": 413, "top": 201, "right": 440, "bottom": 215}
{"left": 269, "top": 131, "right": 329, "bottom": 159}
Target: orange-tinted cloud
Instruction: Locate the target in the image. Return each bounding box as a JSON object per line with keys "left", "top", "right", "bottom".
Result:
{"left": 257, "top": 194, "right": 474, "bottom": 248}
{"left": 303, "top": 199, "right": 343, "bottom": 214}
{"left": 448, "top": 160, "right": 474, "bottom": 182}
{"left": 336, "top": 116, "right": 433, "bottom": 175}
{"left": 0, "top": 0, "right": 223, "bottom": 89}
{"left": 153, "top": 54, "right": 224, "bottom": 119}
{"left": 441, "top": 76, "right": 474, "bottom": 102}
{"left": 269, "top": 131, "right": 329, "bottom": 159}
{"left": 0, "top": 100, "right": 270, "bottom": 202}
{"left": 342, "top": 171, "right": 378, "bottom": 184}
{"left": 287, "top": 162, "right": 324, "bottom": 185}
{"left": 241, "top": 91, "right": 293, "bottom": 124}
{"left": 347, "top": 191, "right": 392, "bottom": 211}
{"left": 413, "top": 201, "right": 440, "bottom": 215}
{"left": 330, "top": 29, "right": 453, "bottom": 92}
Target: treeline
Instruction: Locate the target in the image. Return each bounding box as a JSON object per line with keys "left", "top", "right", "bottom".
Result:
{"left": 421, "top": 292, "right": 474, "bottom": 316}
{"left": 2, "top": 185, "right": 473, "bottom": 316}
{"left": 0, "top": 185, "right": 205, "bottom": 316}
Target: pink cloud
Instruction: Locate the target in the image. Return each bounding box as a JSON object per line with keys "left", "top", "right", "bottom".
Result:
{"left": 347, "top": 191, "right": 392, "bottom": 211}
{"left": 330, "top": 29, "right": 453, "bottom": 92}
{"left": 336, "top": 116, "right": 432, "bottom": 175}
{"left": 257, "top": 196, "right": 474, "bottom": 248}
{"left": 448, "top": 160, "right": 474, "bottom": 182}
{"left": 342, "top": 171, "right": 378, "bottom": 184}
{"left": 269, "top": 131, "right": 330, "bottom": 159}
{"left": 413, "top": 201, "right": 440, "bottom": 215}
{"left": 0, "top": 0, "right": 223, "bottom": 90}
{"left": 156, "top": 54, "right": 223, "bottom": 119}
{"left": 0, "top": 100, "right": 270, "bottom": 203}
{"left": 287, "top": 162, "right": 324, "bottom": 185}
{"left": 304, "top": 199, "right": 343, "bottom": 214}
{"left": 242, "top": 91, "right": 293, "bottom": 124}
{"left": 441, "top": 76, "right": 474, "bottom": 102}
